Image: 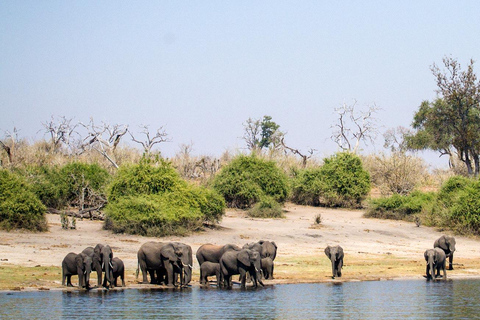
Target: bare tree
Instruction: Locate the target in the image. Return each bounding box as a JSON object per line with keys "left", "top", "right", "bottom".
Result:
{"left": 383, "top": 126, "right": 412, "bottom": 153}
{"left": 0, "top": 128, "right": 19, "bottom": 165}
{"left": 280, "top": 137, "right": 316, "bottom": 168}
{"left": 129, "top": 124, "right": 170, "bottom": 155}
{"left": 331, "top": 101, "right": 380, "bottom": 153}
{"left": 41, "top": 116, "right": 78, "bottom": 153}
{"left": 80, "top": 118, "right": 128, "bottom": 168}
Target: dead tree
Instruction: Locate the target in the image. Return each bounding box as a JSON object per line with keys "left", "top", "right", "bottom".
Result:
{"left": 129, "top": 124, "right": 170, "bottom": 155}
{"left": 80, "top": 118, "right": 128, "bottom": 168}
{"left": 331, "top": 101, "right": 380, "bottom": 153}
{"left": 0, "top": 128, "right": 18, "bottom": 165}
{"left": 41, "top": 116, "right": 79, "bottom": 153}
{"left": 280, "top": 137, "right": 316, "bottom": 168}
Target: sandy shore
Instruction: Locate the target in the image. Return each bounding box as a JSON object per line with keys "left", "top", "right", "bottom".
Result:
{"left": 1, "top": 203, "right": 480, "bottom": 290}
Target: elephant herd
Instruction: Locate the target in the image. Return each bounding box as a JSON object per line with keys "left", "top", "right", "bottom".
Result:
{"left": 61, "top": 235, "right": 456, "bottom": 289}
{"left": 62, "top": 244, "right": 124, "bottom": 289}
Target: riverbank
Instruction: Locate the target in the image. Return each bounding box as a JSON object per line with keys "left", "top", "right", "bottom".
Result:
{"left": 1, "top": 203, "right": 480, "bottom": 291}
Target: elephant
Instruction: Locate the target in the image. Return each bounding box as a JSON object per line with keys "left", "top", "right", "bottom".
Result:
{"left": 261, "top": 257, "right": 274, "bottom": 280}
{"left": 434, "top": 235, "right": 456, "bottom": 270}
{"left": 325, "top": 245, "right": 344, "bottom": 279}
{"left": 84, "top": 244, "right": 114, "bottom": 288}
{"left": 61, "top": 252, "right": 93, "bottom": 289}
{"left": 110, "top": 257, "right": 125, "bottom": 287}
{"left": 258, "top": 240, "right": 278, "bottom": 261}
{"left": 200, "top": 261, "right": 222, "bottom": 287}
{"left": 220, "top": 249, "right": 264, "bottom": 289}
{"left": 196, "top": 243, "right": 241, "bottom": 265}
{"left": 424, "top": 248, "right": 447, "bottom": 280}
{"left": 243, "top": 242, "right": 263, "bottom": 253}
{"left": 137, "top": 241, "right": 192, "bottom": 287}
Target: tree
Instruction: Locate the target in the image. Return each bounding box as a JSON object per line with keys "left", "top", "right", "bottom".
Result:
{"left": 243, "top": 116, "right": 283, "bottom": 152}
{"left": 331, "top": 101, "right": 380, "bottom": 153}
{"left": 407, "top": 57, "right": 480, "bottom": 176}
{"left": 129, "top": 124, "right": 170, "bottom": 155}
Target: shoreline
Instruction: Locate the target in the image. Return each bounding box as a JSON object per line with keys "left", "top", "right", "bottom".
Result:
{"left": 1, "top": 205, "right": 480, "bottom": 292}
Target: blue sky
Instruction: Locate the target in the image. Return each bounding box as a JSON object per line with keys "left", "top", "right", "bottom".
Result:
{"left": 1, "top": 1, "right": 480, "bottom": 167}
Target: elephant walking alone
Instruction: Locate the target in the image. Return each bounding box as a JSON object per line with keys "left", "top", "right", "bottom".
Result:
{"left": 325, "top": 245, "right": 344, "bottom": 279}
{"left": 434, "top": 235, "right": 456, "bottom": 270}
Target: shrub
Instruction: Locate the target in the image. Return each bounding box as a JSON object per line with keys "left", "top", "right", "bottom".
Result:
{"left": 365, "top": 191, "right": 436, "bottom": 220}
{"left": 212, "top": 155, "right": 289, "bottom": 209}
{"left": 107, "top": 158, "right": 185, "bottom": 202}
{"left": 105, "top": 159, "right": 226, "bottom": 235}
{"left": 449, "top": 181, "right": 480, "bottom": 234}
{"left": 22, "top": 165, "right": 66, "bottom": 209}
{"left": 0, "top": 169, "right": 48, "bottom": 231}
{"left": 290, "top": 152, "right": 371, "bottom": 208}
{"left": 247, "top": 196, "right": 284, "bottom": 218}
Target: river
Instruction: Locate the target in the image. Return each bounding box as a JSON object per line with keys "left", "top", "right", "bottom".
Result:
{"left": 1, "top": 279, "right": 479, "bottom": 319}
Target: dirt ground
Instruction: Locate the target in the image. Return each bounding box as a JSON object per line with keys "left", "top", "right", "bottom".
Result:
{"left": 1, "top": 203, "right": 480, "bottom": 290}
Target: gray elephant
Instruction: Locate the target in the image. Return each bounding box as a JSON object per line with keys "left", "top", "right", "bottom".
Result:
{"left": 434, "top": 235, "right": 456, "bottom": 270}
{"left": 200, "top": 261, "right": 222, "bottom": 287}
{"left": 110, "top": 257, "right": 125, "bottom": 287}
{"left": 325, "top": 245, "right": 344, "bottom": 279}
{"left": 220, "top": 249, "right": 264, "bottom": 289}
{"left": 196, "top": 243, "right": 241, "bottom": 265}
{"left": 137, "top": 241, "right": 192, "bottom": 287}
{"left": 424, "top": 248, "right": 447, "bottom": 280}
{"left": 84, "top": 244, "right": 114, "bottom": 288}
{"left": 61, "top": 252, "right": 93, "bottom": 289}
{"left": 258, "top": 240, "right": 277, "bottom": 261}
{"left": 261, "top": 257, "right": 274, "bottom": 280}
{"left": 243, "top": 242, "right": 263, "bottom": 253}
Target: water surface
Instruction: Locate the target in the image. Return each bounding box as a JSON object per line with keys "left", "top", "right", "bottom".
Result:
{"left": 1, "top": 280, "right": 479, "bottom": 319}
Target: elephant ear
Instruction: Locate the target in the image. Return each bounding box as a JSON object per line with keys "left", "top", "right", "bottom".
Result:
{"left": 424, "top": 250, "right": 429, "bottom": 261}
{"left": 238, "top": 250, "right": 251, "bottom": 266}
{"left": 75, "top": 254, "right": 84, "bottom": 269}
{"left": 164, "top": 243, "right": 181, "bottom": 262}
{"left": 271, "top": 241, "right": 277, "bottom": 249}
{"left": 324, "top": 246, "right": 331, "bottom": 257}
{"left": 337, "top": 247, "right": 344, "bottom": 259}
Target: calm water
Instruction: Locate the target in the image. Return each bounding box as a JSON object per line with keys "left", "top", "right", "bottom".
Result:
{"left": 1, "top": 280, "right": 479, "bottom": 319}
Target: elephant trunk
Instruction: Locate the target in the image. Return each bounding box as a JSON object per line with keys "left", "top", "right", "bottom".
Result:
{"left": 331, "top": 257, "right": 337, "bottom": 278}
{"left": 429, "top": 261, "right": 435, "bottom": 280}
{"left": 104, "top": 257, "right": 113, "bottom": 286}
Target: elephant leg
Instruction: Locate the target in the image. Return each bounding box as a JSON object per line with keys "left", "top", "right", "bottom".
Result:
{"left": 165, "top": 263, "right": 174, "bottom": 287}
{"left": 448, "top": 254, "right": 454, "bottom": 270}
{"left": 225, "top": 275, "right": 232, "bottom": 289}
{"left": 66, "top": 275, "right": 73, "bottom": 287}
{"left": 240, "top": 270, "right": 247, "bottom": 289}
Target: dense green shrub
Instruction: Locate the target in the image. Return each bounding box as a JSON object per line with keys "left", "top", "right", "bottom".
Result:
{"left": 437, "top": 175, "right": 473, "bottom": 206}
{"left": 449, "top": 180, "right": 480, "bottom": 234}
{"left": 289, "top": 168, "right": 323, "bottom": 206}
{"left": 107, "top": 158, "right": 185, "bottom": 202}
{"left": 365, "top": 191, "right": 436, "bottom": 220}
{"left": 22, "top": 165, "right": 66, "bottom": 209}
{"left": 212, "top": 155, "right": 289, "bottom": 209}
{"left": 247, "top": 196, "right": 284, "bottom": 218}
{"left": 0, "top": 169, "right": 48, "bottom": 231}
{"left": 105, "top": 159, "right": 225, "bottom": 236}
{"left": 290, "top": 152, "right": 371, "bottom": 208}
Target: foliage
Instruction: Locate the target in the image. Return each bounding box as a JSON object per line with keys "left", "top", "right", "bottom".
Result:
{"left": 365, "top": 191, "right": 436, "bottom": 220}
{"left": 0, "top": 169, "right": 47, "bottom": 231}
{"left": 243, "top": 116, "right": 283, "bottom": 151}
{"left": 107, "top": 157, "right": 186, "bottom": 202}
{"left": 449, "top": 181, "right": 480, "bottom": 234}
{"left": 247, "top": 196, "right": 284, "bottom": 218}
{"left": 406, "top": 57, "right": 480, "bottom": 176}
{"left": 105, "top": 158, "right": 226, "bottom": 236}
{"left": 211, "top": 154, "right": 289, "bottom": 209}
{"left": 291, "top": 152, "right": 371, "bottom": 208}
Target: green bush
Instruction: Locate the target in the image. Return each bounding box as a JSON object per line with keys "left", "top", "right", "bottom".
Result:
{"left": 0, "top": 169, "right": 48, "bottom": 231}
{"left": 105, "top": 159, "right": 225, "bottom": 236}
{"left": 107, "top": 158, "right": 185, "bottom": 202}
{"left": 366, "top": 191, "right": 435, "bottom": 220}
{"left": 437, "top": 175, "right": 473, "bottom": 206}
{"left": 212, "top": 155, "right": 289, "bottom": 209}
{"left": 289, "top": 168, "right": 324, "bottom": 206}
{"left": 449, "top": 181, "right": 480, "bottom": 234}
{"left": 290, "top": 152, "right": 371, "bottom": 208}
{"left": 247, "top": 196, "right": 284, "bottom": 218}
{"left": 22, "top": 165, "right": 66, "bottom": 209}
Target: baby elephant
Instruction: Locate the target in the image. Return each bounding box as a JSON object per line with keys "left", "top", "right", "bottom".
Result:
{"left": 110, "top": 257, "right": 125, "bottom": 287}
{"left": 200, "top": 261, "right": 222, "bottom": 287}
{"left": 261, "top": 257, "right": 274, "bottom": 280}
{"left": 424, "top": 248, "right": 447, "bottom": 281}
{"left": 325, "top": 245, "right": 344, "bottom": 279}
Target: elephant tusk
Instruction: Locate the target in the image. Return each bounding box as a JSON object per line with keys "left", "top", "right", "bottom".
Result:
{"left": 182, "top": 262, "right": 192, "bottom": 269}
{"left": 84, "top": 270, "right": 87, "bottom": 275}
{"left": 102, "top": 262, "right": 104, "bottom": 269}
{"left": 109, "top": 262, "right": 113, "bottom": 269}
